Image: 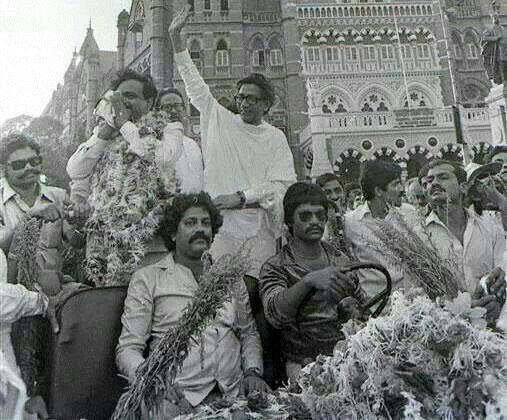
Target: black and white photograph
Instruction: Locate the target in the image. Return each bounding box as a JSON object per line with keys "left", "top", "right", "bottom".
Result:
{"left": 1, "top": 0, "right": 507, "bottom": 418}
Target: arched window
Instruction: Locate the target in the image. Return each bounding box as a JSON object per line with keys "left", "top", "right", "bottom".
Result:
{"left": 216, "top": 39, "right": 229, "bottom": 67}
{"left": 269, "top": 37, "right": 283, "bottom": 67}
{"left": 189, "top": 39, "right": 202, "bottom": 70}
{"left": 251, "top": 37, "right": 265, "bottom": 67}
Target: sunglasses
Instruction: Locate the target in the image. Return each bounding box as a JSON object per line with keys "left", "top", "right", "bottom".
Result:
{"left": 297, "top": 210, "right": 328, "bottom": 223}
{"left": 160, "top": 103, "right": 184, "bottom": 111}
{"left": 234, "top": 94, "right": 262, "bottom": 106}
{"left": 8, "top": 156, "right": 43, "bottom": 170}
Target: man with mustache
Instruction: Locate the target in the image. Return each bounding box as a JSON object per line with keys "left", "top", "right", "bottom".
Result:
{"left": 0, "top": 134, "right": 83, "bottom": 275}
{"left": 419, "top": 160, "right": 506, "bottom": 326}
{"left": 259, "top": 183, "right": 366, "bottom": 383}
{"left": 343, "top": 160, "right": 418, "bottom": 302}
{"left": 66, "top": 71, "right": 204, "bottom": 269}
{"left": 116, "top": 193, "right": 266, "bottom": 417}
{"left": 169, "top": 5, "right": 296, "bottom": 282}
{"left": 316, "top": 173, "right": 347, "bottom": 251}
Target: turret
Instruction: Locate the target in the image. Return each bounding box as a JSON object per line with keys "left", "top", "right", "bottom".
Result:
{"left": 117, "top": 10, "right": 130, "bottom": 70}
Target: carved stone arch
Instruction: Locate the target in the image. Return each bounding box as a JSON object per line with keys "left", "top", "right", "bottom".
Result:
{"left": 215, "top": 38, "right": 229, "bottom": 50}
{"left": 373, "top": 146, "right": 403, "bottom": 164}
{"left": 472, "top": 142, "right": 492, "bottom": 164}
{"left": 248, "top": 33, "right": 267, "bottom": 50}
{"left": 398, "top": 82, "right": 439, "bottom": 109}
{"left": 334, "top": 148, "right": 365, "bottom": 185}
{"left": 405, "top": 145, "right": 433, "bottom": 178}
{"left": 461, "top": 78, "right": 489, "bottom": 104}
{"left": 437, "top": 143, "right": 463, "bottom": 162}
{"left": 463, "top": 28, "right": 480, "bottom": 43}
{"left": 356, "top": 84, "right": 395, "bottom": 112}
{"left": 302, "top": 29, "right": 322, "bottom": 45}
{"left": 320, "top": 86, "right": 353, "bottom": 113}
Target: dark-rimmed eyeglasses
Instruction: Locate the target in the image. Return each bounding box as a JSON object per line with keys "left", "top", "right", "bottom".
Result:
{"left": 234, "top": 94, "right": 262, "bottom": 106}
{"left": 8, "top": 156, "right": 43, "bottom": 170}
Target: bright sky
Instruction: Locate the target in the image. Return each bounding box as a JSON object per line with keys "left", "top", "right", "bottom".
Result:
{"left": 0, "top": 0, "right": 131, "bottom": 126}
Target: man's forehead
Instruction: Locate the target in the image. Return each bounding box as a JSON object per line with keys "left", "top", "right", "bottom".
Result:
{"left": 425, "top": 164, "right": 456, "bottom": 177}
{"left": 160, "top": 93, "right": 183, "bottom": 104}
{"left": 181, "top": 206, "right": 210, "bottom": 219}
{"left": 323, "top": 180, "right": 342, "bottom": 190}
{"left": 7, "top": 147, "right": 38, "bottom": 161}
{"left": 118, "top": 79, "right": 145, "bottom": 96}
{"left": 239, "top": 83, "right": 262, "bottom": 97}
{"left": 296, "top": 203, "right": 326, "bottom": 212}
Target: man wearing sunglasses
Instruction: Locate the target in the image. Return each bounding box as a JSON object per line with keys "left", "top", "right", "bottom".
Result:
{"left": 259, "top": 183, "right": 366, "bottom": 384}
{"left": 169, "top": 5, "right": 296, "bottom": 282}
{"left": 0, "top": 134, "right": 79, "bottom": 258}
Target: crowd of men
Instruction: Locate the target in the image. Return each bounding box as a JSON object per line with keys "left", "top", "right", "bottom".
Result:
{"left": 1, "top": 5, "right": 507, "bottom": 419}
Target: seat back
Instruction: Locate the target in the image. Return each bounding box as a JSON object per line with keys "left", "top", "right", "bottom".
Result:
{"left": 48, "top": 287, "right": 128, "bottom": 420}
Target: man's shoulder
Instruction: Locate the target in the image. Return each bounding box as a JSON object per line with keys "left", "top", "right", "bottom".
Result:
{"left": 260, "top": 248, "right": 287, "bottom": 273}
{"left": 344, "top": 204, "right": 368, "bottom": 224}
{"left": 42, "top": 185, "right": 67, "bottom": 204}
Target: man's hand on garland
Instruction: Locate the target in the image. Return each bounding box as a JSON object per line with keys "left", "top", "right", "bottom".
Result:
{"left": 158, "top": 384, "right": 193, "bottom": 417}
{"left": 483, "top": 267, "right": 507, "bottom": 306}
{"left": 66, "top": 197, "right": 90, "bottom": 228}
{"left": 28, "top": 203, "right": 61, "bottom": 222}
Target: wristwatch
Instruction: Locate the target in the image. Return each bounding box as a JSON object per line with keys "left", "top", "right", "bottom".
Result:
{"left": 244, "top": 367, "right": 262, "bottom": 378}
{"left": 236, "top": 190, "right": 247, "bottom": 208}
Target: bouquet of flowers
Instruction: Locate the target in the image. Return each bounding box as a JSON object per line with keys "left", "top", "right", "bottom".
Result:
{"left": 298, "top": 290, "right": 507, "bottom": 419}
{"left": 85, "top": 109, "right": 180, "bottom": 286}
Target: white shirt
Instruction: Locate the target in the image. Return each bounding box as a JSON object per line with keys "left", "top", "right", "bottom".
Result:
{"left": 422, "top": 208, "right": 506, "bottom": 293}
{"left": 116, "top": 254, "right": 262, "bottom": 407}
{"left": 66, "top": 120, "right": 204, "bottom": 201}
{"left": 344, "top": 203, "right": 419, "bottom": 300}
{"left": 175, "top": 49, "right": 296, "bottom": 276}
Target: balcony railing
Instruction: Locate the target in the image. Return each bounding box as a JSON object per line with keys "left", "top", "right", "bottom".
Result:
{"left": 297, "top": 3, "right": 434, "bottom": 20}
{"left": 242, "top": 12, "right": 281, "bottom": 23}
{"left": 302, "top": 60, "right": 436, "bottom": 74}
{"left": 310, "top": 107, "right": 490, "bottom": 133}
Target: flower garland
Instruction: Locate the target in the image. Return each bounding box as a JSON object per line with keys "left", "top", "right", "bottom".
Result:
{"left": 112, "top": 246, "right": 252, "bottom": 419}
{"left": 298, "top": 290, "right": 507, "bottom": 419}
{"left": 85, "top": 110, "right": 180, "bottom": 287}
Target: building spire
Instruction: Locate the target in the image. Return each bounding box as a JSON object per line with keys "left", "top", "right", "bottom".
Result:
{"left": 88, "top": 18, "right": 92, "bottom": 30}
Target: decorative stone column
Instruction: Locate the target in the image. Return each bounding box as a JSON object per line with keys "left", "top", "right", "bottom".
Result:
{"left": 150, "top": 0, "right": 173, "bottom": 89}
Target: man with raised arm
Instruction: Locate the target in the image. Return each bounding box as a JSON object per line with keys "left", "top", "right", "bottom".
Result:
{"left": 169, "top": 5, "right": 297, "bottom": 281}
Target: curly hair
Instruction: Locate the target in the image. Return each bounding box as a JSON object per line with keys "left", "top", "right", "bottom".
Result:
{"left": 360, "top": 160, "right": 401, "bottom": 201}
{"left": 418, "top": 159, "right": 467, "bottom": 185}
{"left": 158, "top": 192, "right": 223, "bottom": 251}
{"left": 283, "top": 182, "right": 329, "bottom": 234}
{"left": 0, "top": 133, "right": 41, "bottom": 164}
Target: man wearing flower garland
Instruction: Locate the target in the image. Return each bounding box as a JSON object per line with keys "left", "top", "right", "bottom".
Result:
{"left": 418, "top": 160, "right": 506, "bottom": 327}
{"left": 116, "top": 193, "right": 266, "bottom": 417}
{"left": 259, "top": 183, "right": 367, "bottom": 383}
{"left": 169, "top": 5, "right": 297, "bottom": 282}
{"left": 66, "top": 71, "right": 204, "bottom": 282}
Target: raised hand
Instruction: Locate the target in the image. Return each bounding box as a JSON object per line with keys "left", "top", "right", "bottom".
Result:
{"left": 168, "top": 4, "right": 192, "bottom": 35}
{"left": 168, "top": 4, "right": 192, "bottom": 53}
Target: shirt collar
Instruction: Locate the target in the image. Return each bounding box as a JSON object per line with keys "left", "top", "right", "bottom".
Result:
{"left": 2, "top": 179, "right": 57, "bottom": 205}
{"left": 150, "top": 253, "right": 176, "bottom": 271}
{"left": 353, "top": 203, "right": 371, "bottom": 221}
{"left": 425, "top": 207, "right": 477, "bottom": 228}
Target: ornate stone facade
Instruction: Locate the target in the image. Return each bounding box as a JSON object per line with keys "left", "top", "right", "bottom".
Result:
{"left": 42, "top": 25, "right": 117, "bottom": 141}
{"left": 297, "top": 0, "right": 507, "bottom": 181}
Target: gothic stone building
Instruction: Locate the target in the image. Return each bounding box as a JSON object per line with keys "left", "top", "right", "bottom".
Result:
{"left": 42, "top": 25, "right": 117, "bottom": 142}
{"left": 298, "top": 0, "right": 507, "bottom": 182}
{"left": 117, "top": 0, "right": 308, "bottom": 156}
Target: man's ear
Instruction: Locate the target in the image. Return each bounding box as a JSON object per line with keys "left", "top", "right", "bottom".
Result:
{"left": 374, "top": 185, "right": 383, "bottom": 199}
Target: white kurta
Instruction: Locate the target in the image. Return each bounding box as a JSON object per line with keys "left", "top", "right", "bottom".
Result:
{"left": 175, "top": 50, "right": 297, "bottom": 277}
